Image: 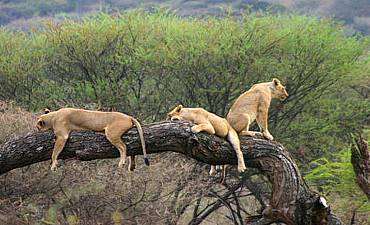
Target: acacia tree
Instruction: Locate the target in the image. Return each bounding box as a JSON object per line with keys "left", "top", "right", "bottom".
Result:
{"left": 0, "top": 30, "right": 46, "bottom": 109}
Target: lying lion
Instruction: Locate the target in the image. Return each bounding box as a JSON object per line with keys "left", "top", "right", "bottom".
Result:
{"left": 227, "top": 78, "right": 288, "bottom": 140}
{"left": 167, "top": 105, "right": 246, "bottom": 182}
{"left": 36, "top": 108, "right": 149, "bottom": 171}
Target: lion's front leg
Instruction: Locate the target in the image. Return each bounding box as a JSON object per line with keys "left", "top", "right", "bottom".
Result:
{"left": 191, "top": 123, "right": 215, "bottom": 135}
{"left": 50, "top": 134, "right": 68, "bottom": 171}
{"left": 256, "top": 110, "right": 273, "bottom": 140}
{"left": 116, "top": 142, "right": 127, "bottom": 168}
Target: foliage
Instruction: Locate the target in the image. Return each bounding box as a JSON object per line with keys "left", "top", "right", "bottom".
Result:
{"left": 0, "top": 29, "right": 48, "bottom": 108}
{"left": 1, "top": 10, "right": 368, "bottom": 159}
{"left": 305, "top": 148, "right": 370, "bottom": 223}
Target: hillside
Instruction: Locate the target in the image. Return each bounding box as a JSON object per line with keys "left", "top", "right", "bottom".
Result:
{"left": 1, "top": 0, "right": 370, "bottom": 34}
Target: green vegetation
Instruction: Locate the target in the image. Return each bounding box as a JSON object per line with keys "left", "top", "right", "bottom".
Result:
{"left": 0, "top": 10, "right": 369, "bottom": 224}
{"left": 306, "top": 148, "right": 370, "bottom": 222}
{"left": 1, "top": 10, "right": 368, "bottom": 158}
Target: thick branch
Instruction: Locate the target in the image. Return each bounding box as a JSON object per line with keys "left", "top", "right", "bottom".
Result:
{"left": 0, "top": 121, "right": 343, "bottom": 225}
{"left": 351, "top": 136, "right": 370, "bottom": 200}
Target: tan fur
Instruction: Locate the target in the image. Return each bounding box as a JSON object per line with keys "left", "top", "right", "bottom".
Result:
{"left": 36, "top": 108, "right": 149, "bottom": 171}
{"left": 227, "top": 78, "right": 288, "bottom": 140}
{"left": 167, "top": 105, "right": 246, "bottom": 179}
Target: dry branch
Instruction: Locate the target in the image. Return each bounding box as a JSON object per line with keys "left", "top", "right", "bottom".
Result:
{"left": 0, "top": 121, "right": 344, "bottom": 225}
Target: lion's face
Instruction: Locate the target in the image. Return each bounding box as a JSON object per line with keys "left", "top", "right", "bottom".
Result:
{"left": 36, "top": 117, "right": 51, "bottom": 131}
{"left": 36, "top": 118, "right": 46, "bottom": 130}
{"left": 272, "top": 78, "right": 289, "bottom": 101}
{"left": 167, "top": 105, "right": 183, "bottom": 121}
{"left": 36, "top": 108, "right": 53, "bottom": 131}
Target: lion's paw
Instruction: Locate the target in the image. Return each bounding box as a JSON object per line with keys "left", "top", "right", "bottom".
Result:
{"left": 50, "top": 161, "right": 58, "bottom": 171}
{"left": 263, "top": 132, "right": 274, "bottom": 140}
{"left": 237, "top": 164, "right": 246, "bottom": 173}
{"left": 209, "top": 166, "right": 217, "bottom": 176}
{"left": 191, "top": 126, "right": 201, "bottom": 133}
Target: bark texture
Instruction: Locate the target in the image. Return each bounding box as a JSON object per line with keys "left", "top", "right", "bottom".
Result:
{"left": 0, "top": 121, "right": 344, "bottom": 225}
{"left": 351, "top": 135, "right": 370, "bottom": 200}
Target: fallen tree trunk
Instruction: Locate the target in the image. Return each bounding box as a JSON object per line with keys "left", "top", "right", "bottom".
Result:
{"left": 0, "top": 121, "right": 344, "bottom": 225}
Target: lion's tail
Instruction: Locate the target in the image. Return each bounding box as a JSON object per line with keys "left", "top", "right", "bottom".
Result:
{"left": 131, "top": 118, "right": 149, "bottom": 166}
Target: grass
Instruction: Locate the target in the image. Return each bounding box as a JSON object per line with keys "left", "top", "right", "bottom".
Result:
{"left": 0, "top": 101, "right": 36, "bottom": 144}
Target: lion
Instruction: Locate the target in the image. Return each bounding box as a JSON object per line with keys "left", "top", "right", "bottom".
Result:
{"left": 36, "top": 108, "right": 149, "bottom": 171}
{"left": 227, "top": 78, "right": 288, "bottom": 140}
{"left": 167, "top": 105, "right": 246, "bottom": 181}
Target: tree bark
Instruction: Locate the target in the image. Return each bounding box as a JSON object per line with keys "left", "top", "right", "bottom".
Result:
{"left": 351, "top": 135, "right": 370, "bottom": 200}
{"left": 0, "top": 121, "right": 344, "bottom": 225}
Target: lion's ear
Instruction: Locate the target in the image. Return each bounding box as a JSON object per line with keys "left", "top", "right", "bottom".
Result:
{"left": 176, "top": 105, "right": 183, "bottom": 112}
{"left": 272, "top": 78, "right": 280, "bottom": 86}
{"left": 44, "top": 108, "right": 51, "bottom": 114}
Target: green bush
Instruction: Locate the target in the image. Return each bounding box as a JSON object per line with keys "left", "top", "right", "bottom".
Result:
{"left": 305, "top": 148, "right": 370, "bottom": 222}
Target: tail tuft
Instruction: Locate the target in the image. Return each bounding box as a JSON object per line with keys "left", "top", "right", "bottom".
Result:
{"left": 144, "top": 157, "right": 150, "bottom": 166}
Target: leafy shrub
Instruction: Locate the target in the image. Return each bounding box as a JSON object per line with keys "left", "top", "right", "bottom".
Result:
{"left": 305, "top": 148, "right": 370, "bottom": 223}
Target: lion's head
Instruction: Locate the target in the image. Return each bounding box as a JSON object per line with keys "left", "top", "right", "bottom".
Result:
{"left": 271, "top": 78, "right": 289, "bottom": 101}
{"left": 36, "top": 109, "right": 53, "bottom": 131}
{"left": 36, "top": 117, "right": 50, "bottom": 131}
{"left": 166, "top": 105, "right": 183, "bottom": 121}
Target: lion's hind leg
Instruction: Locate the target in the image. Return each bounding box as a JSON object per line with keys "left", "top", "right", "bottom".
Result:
{"left": 236, "top": 114, "right": 257, "bottom": 137}
{"left": 105, "top": 124, "right": 131, "bottom": 169}
{"left": 128, "top": 156, "right": 136, "bottom": 171}
{"left": 227, "top": 129, "right": 246, "bottom": 173}
{"left": 229, "top": 113, "right": 256, "bottom": 137}
{"left": 219, "top": 165, "right": 226, "bottom": 184}
{"left": 210, "top": 165, "right": 217, "bottom": 176}
{"left": 209, "top": 165, "right": 227, "bottom": 183}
